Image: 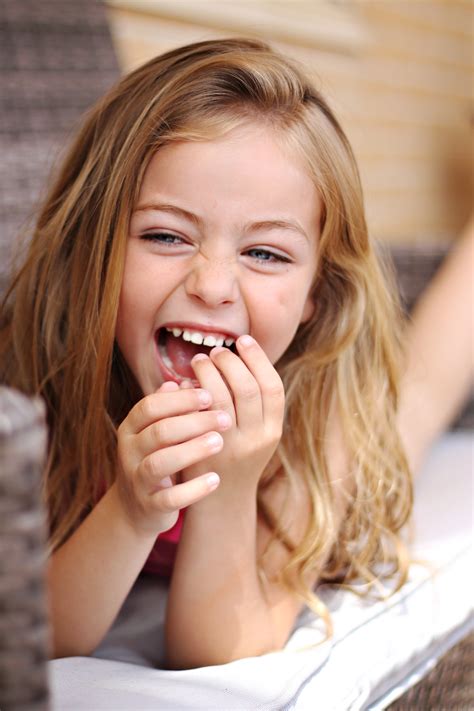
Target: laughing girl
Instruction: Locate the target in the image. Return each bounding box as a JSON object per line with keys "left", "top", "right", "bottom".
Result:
{"left": 1, "top": 38, "right": 471, "bottom": 668}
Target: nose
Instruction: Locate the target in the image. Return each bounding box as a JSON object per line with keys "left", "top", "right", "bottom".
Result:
{"left": 184, "top": 254, "right": 239, "bottom": 308}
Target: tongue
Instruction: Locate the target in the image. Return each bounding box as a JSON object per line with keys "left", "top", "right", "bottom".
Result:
{"left": 165, "top": 332, "right": 212, "bottom": 378}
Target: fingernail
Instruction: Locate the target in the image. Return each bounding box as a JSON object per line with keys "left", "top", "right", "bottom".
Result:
{"left": 160, "top": 476, "right": 173, "bottom": 488}
{"left": 192, "top": 353, "right": 208, "bottom": 363}
{"left": 210, "top": 346, "right": 226, "bottom": 356}
{"left": 216, "top": 411, "right": 232, "bottom": 429}
{"left": 206, "top": 473, "right": 220, "bottom": 490}
{"left": 197, "top": 389, "right": 212, "bottom": 406}
{"left": 238, "top": 335, "right": 254, "bottom": 347}
{"left": 206, "top": 432, "right": 222, "bottom": 450}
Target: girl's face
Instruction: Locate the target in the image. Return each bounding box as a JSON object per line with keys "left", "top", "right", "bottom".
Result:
{"left": 116, "top": 122, "right": 321, "bottom": 395}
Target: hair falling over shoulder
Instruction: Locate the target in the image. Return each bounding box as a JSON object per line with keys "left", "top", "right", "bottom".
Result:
{"left": 0, "top": 37, "right": 412, "bottom": 626}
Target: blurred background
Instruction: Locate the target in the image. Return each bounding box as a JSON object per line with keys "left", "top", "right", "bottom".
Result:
{"left": 108, "top": 0, "right": 474, "bottom": 246}
{"left": 0, "top": 0, "right": 472, "bottom": 272}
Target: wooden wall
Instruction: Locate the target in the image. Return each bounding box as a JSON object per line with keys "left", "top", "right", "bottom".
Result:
{"left": 106, "top": 1, "right": 473, "bottom": 246}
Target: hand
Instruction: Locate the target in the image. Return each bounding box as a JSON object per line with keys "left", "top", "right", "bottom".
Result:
{"left": 115, "top": 382, "right": 232, "bottom": 536}
{"left": 182, "top": 335, "right": 285, "bottom": 489}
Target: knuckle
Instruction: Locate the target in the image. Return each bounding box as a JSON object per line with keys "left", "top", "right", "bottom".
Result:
{"left": 237, "top": 378, "right": 260, "bottom": 401}
{"left": 244, "top": 387, "right": 260, "bottom": 401}
{"left": 270, "top": 419, "right": 284, "bottom": 440}
{"left": 152, "top": 420, "right": 167, "bottom": 444}
{"left": 273, "top": 421, "right": 284, "bottom": 440}
{"left": 138, "top": 398, "right": 153, "bottom": 422}
{"left": 263, "top": 377, "right": 284, "bottom": 400}
{"left": 265, "top": 428, "right": 282, "bottom": 449}
{"left": 142, "top": 451, "right": 162, "bottom": 480}
{"left": 117, "top": 436, "right": 133, "bottom": 470}
{"left": 212, "top": 397, "right": 231, "bottom": 411}
{"left": 158, "top": 487, "right": 177, "bottom": 512}
{"left": 117, "top": 419, "right": 133, "bottom": 444}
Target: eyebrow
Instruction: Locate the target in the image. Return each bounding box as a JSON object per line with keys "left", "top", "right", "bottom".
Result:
{"left": 134, "top": 202, "right": 203, "bottom": 228}
{"left": 249, "top": 219, "right": 309, "bottom": 243}
{"left": 133, "top": 202, "right": 310, "bottom": 242}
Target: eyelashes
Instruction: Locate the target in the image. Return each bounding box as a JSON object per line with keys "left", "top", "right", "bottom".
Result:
{"left": 243, "top": 248, "right": 291, "bottom": 264}
{"left": 140, "top": 232, "right": 184, "bottom": 245}
{"left": 139, "top": 232, "right": 292, "bottom": 265}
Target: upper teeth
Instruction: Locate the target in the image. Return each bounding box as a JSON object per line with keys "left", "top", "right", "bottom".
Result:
{"left": 167, "top": 327, "right": 235, "bottom": 348}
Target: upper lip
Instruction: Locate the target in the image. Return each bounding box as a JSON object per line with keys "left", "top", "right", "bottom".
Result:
{"left": 158, "top": 321, "right": 242, "bottom": 341}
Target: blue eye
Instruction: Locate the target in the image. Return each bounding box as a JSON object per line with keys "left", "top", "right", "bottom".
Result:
{"left": 141, "top": 232, "right": 184, "bottom": 245}
{"left": 245, "top": 248, "right": 290, "bottom": 263}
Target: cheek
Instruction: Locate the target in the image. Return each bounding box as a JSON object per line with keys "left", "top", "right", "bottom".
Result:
{"left": 117, "top": 251, "right": 168, "bottom": 326}
{"left": 251, "top": 287, "right": 307, "bottom": 363}
{"left": 116, "top": 279, "right": 141, "bottom": 334}
{"left": 271, "top": 278, "right": 313, "bottom": 322}
{"left": 115, "top": 264, "right": 155, "bottom": 354}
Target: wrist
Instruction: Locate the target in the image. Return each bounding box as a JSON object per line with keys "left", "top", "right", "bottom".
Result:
{"left": 107, "top": 481, "right": 163, "bottom": 544}
{"left": 187, "top": 473, "right": 258, "bottom": 518}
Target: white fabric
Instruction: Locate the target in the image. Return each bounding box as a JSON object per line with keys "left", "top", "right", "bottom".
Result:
{"left": 49, "top": 431, "right": 473, "bottom": 710}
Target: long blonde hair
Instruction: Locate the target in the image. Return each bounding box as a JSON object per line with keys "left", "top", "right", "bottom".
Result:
{"left": 0, "top": 38, "right": 412, "bottom": 618}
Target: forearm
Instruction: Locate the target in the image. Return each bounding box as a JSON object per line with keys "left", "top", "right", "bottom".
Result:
{"left": 164, "top": 339, "right": 295, "bottom": 668}
{"left": 47, "top": 482, "right": 156, "bottom": 658}
{"left": 398, "top": 217, "right": 474, "bottom": 473}
{"left": 165, "top": 483, "right": 279, "bottom": 668}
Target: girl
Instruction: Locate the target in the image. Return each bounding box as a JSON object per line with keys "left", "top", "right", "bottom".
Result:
{"left": 0, "top": 38, "right": 471, "bottom": 669}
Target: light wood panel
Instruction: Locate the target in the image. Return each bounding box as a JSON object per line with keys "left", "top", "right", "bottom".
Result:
{"left": 105, "top": 0, "right": 473, "bottom": 246}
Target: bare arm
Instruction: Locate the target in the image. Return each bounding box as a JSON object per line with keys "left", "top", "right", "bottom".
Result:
{"left": 48, "top": 384, "right": 229, "bottom": 657}
{"left": 48, "top": 483, "right": 158, "bottom": 657}
{"left": 398, "top": 217, "right": 474, "bottom": 474}
{"left": 165, "top": 342, "right": 288, "bottom": 668}
{"left": 165, "top": 341, "right": 349, "bottom": 669}
{"left": 166, "top": 478, "right": 281, "bottom": 667}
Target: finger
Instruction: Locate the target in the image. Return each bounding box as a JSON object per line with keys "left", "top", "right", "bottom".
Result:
{"left": 191, "top": 353, "right": 235, "bottom": 420}
{"left": 151, "top": 472, "right": 220, "bottom": 511}
{"left": 136, "top": 409, "right": 232, "bottom": 457}
{"left": 159, "top": 380, "right": 180, "bottom": 393}
{"left": 180, "top": 379, "right": 194, "bottom": 389}
{"left": 125, "top": 387, "right": 212, "bottom": 434}
{"left": 138, "top": 430, "right": 224, "bottom": 493}
{"left": 208, "top": 345, "right": 263, "bottom": 427}
{"left": 234, "top": 335, "right": 285, "bottom": 423}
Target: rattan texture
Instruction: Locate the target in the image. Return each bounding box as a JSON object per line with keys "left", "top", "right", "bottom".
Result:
{"left": 387, "top": 631, "right": 474, "bottom": 710}
{"left": 0, "top": 0, "right": 119, "bottom": 293}
{"left": 0, "top": 387, "right": 49, "bottom": 710}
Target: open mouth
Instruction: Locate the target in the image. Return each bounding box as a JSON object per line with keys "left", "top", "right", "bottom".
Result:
{"left": 156, "top": 326, "right": 238, "bottom": 382}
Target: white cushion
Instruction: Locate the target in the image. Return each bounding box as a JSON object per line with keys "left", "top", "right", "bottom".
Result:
{"left": 49, "top": 431, "right": 473, "bottom": 710}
